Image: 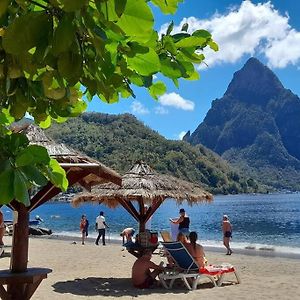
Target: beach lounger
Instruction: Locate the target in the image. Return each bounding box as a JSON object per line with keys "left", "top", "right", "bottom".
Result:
{"left": 160, "top": 231, "right": 172, "bottom": 242}
{"left": 159, "top": 241, "right": 240, "bottom": 290}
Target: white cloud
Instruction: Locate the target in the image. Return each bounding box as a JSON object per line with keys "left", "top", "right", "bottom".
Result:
{"left": 178, "top": 131, "right": 187, "bottom": 140}
{"left": 158, "top": 92, "right": 195, "bottom": 111}
{"left": 130, "top": 101, "right": 149, "bottom": 115}
{"left": 160, "top": 1, "right": 300, "bottom": 68}
{"left": 154, "top": 106, "right": 169, "bottom": 115}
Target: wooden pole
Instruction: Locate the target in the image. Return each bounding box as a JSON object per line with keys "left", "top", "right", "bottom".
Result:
{"left": 10, "top": 204, "right": 29, "bottom": 272}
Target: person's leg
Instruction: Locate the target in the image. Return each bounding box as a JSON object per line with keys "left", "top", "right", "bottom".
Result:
{"left": 0, "top": 228, "right": 5, "bottom": 246}
{"left": 95, "top": 229, "right": 101, "bottom": 245}
{"left": 81, "top": 231, "right": 85, "bottom": 245}
{"left": 223, "top": 236, "right": 230, "bottom": 254}
{"left": 102, "top": 229, "right": 106, "bottom": 245}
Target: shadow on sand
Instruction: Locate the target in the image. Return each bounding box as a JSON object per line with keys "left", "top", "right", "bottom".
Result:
{"left": 52, "top": 277, "right": 215, "bottom": 297}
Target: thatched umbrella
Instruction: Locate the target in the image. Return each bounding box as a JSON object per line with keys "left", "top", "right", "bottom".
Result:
{"left": 2, "top": 123, "right": 121, "bottom": 300}
{"left": 72, "top": 161, "right": 212, "bottom": 232}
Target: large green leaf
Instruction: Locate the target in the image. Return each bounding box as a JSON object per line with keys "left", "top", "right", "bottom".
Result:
{"left": 0, "top": 160, "right": 14, "bottom": 204}
{"left": 149, "top": 81, "right": 166, "bottom": 100}
{"left": 3, "top": 11, "right": 52, "bottom": 55}
{"left": 117, "top": 0, "right": 154, "bottom": 42}
{"left": 160, "top": 57, "right": 182, "bottom": 79}
{"left": 126, "top": 48, "right": 160, "bottom": 76}
{"left": 0, "top": 0, "right": 9, "bottom": 17}
{"left": 21, "top": 165, "right": 48, "bottom": 186}
{"left": 60, "top": 0, "right": 88, "bottom": 12}
{"left": 151, "top": 0, "right": 184, "bottom": 14}
{"left": 175, "top": 36, "right": 207, "bottom": 48}
{"left": 14, "top": 169, "right": 30, "bottom": 206}
{"left": 16, "top": 145, "right": 50, "bottom": 167}
{"left": 47, "top": 159, "right": 68, "bottom": 191}
{"left": 52, "top": 14, "right": 75, "bottom": 56}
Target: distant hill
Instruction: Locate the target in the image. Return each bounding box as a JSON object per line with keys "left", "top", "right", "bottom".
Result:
{"left": 184, "top": 58, "right": 300, "bottom": 191}
{"left": 46, "top": 112, "right": 261, "bottom": 194}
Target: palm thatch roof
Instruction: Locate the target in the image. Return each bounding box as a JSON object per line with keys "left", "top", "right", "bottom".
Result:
{"left": 72, "top": 161, "right": 213, "bottom": 209}
{"left": 12, "top": 123, "right": 122, "bottom": 188}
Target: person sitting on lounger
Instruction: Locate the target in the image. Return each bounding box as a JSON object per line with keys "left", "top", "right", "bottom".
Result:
{"left": 132, "top": 249, "right": 164, "bottom": 289}
{"left": 185, "top": 231, "right": 206, "bottom": 269}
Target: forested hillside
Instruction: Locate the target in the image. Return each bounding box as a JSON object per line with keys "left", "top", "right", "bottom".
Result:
{"left": 46, "top": 112, "right": 261, "bottom": 194}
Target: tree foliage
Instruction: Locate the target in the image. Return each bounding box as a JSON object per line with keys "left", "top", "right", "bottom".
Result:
{"left": 0, "top": 0, "right": 218, "bottom": 205}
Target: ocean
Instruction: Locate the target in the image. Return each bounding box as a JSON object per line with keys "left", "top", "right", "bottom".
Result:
{"left": 2, "top": 193, "right": 300, "bottom": 256}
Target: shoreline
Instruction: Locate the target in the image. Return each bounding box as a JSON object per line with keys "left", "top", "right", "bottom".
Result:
{"left": 31, "top": 234, "right": 300, "bottom": 260}
{"left": 1, "top": 235, "right": 300, "bottom": 299}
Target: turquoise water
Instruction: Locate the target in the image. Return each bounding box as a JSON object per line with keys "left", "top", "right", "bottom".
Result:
{"left": 2, "top": 193, "right": 300, "bottom": 254}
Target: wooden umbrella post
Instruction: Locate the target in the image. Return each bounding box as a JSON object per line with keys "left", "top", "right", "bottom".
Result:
{"left": 10, "top": 204, "right": 29, "bottom": 273}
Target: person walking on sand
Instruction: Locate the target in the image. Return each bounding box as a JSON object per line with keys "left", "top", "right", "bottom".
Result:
{"left": 80, "top": 214, "right": 89, "bottom": 245}
{"left": 95, "top": 211, "right": 109, "bottom": 246}
{"left": 222, "top": 215, "right": 233, "bottom": 255}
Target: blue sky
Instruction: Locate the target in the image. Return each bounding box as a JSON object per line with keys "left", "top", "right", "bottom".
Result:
{"left": 87, "top": 0, "right": 300, "bottom": 140}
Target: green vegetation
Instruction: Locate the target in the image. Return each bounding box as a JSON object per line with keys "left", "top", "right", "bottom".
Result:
{"left": 0, "top": 0, "right": 218, "bottom": 205}
{"left": 47, "top": 112, "right": 262, "bottom": 194}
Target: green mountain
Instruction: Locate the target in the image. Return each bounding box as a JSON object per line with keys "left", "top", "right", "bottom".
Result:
{"left": 46, "top": 112, "right": 261, "bottom": 194}
{"left": 184, "top": 58, "right": 300, "bottom": 191}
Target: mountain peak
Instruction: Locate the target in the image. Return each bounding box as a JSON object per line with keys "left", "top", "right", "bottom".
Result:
{"left": 225, "top": 57, "right": 284, "bottom": 105}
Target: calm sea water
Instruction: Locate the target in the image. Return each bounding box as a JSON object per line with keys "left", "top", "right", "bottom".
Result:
{"left": 2, "top": 193, "right": 300, "bottom": 254}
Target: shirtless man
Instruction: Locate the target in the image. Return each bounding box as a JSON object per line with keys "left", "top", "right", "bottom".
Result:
{"left": 132, "top": 250, "right": 164, "bottom": 289}
{"left": 120, "top": 227, "right": 135, "bottom": 244}
{"left": 222, "top": 215, "right": 233, "bottom": 255}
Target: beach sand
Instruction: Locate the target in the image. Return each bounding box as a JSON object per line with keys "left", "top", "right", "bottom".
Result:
{"left": 1, "top": 236, "right": 299, "bottom": 300}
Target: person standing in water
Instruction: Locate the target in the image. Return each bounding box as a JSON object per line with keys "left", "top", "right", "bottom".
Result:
{"left": 222, "top": 215, "right": 233, "bottom": 255}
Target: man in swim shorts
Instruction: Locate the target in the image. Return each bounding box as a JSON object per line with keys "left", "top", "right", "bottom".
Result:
{"left": 222, "top": 215, "right": 233, "bottom": 255}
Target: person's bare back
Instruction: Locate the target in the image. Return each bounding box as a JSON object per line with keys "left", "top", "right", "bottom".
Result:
{"left": 131, "top": 251, "right": 164, "bottom": 288}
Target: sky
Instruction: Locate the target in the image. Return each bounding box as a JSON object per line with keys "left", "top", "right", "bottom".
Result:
{"left": 87, "top": 0, "right": 300, "bottom": 140}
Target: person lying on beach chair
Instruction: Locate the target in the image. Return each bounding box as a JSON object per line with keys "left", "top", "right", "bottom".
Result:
{"left": 132, "top": 249, "right": 165, "bottom": 289}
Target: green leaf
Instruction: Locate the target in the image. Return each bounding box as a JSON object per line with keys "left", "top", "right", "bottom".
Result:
{"left": 117, "top": 0, "right": 154, "bottom": 43}
{"left": 14, "top": 169, "right": 30, "bottom": 206}
{"left": 192, "top": 29, "right": 212, "bottom": 39}
{"left": 47, "top": 159, "right": 68, "bottom": 191}
{"left": 151, "top": 0, "right": 184, "bottom": 14}
{"left": 163, "top": 36, "right": 177, "bottom": 55}
{"left": 0, "top": 160, "right": 14, "bottom": 204}
{"left": 175, "top": 36, "right": 207, "bottom": 48}
{"left": 160, "top": 58, "right": 182, "bottom": 79}
{"left": 60, "top": 0, "right": 88, "bottom": 12}
{"left": 16, "top": 145, "right": 50, "bottom": 167}
{"left": 149, "top": 81, "right": 166, "bottom": 100}
{"left": 21, "top": 165, "right": 48, "bottom": 186}
{"left": 166, "top": 21, "right": 174, "bottom": 35}
{"left": 126, "top": 48, "right": 160, "bottom": 76}
{"left": 39, "top": 116, "right": 52, "bottom": 129}
{"left": 57, "top": 51, "right": 82, "bottom": 83}
{"left": 0, "top": 0, "right": 9, "bottom": 17}
{"left": 208, "top": 40, "right": 219, "bottom": 51}
{"left": 181, "top": 22, "right": 189, "bottom": 32}
{"left": 115, "top": 0, "right": 127, "bottom": 17}
{"left": 52, "top": 14, "right": 75, "bottom": 56}
{"left": 3, "top": 11, "right": 52, "bottom": 55}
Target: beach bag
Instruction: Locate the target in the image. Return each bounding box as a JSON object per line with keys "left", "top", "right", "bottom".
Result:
{"left": 138, "top": 230, "right": 158, "bottom": 247}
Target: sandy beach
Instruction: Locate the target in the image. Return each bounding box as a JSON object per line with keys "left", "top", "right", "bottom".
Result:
{"left": 1, "top": 235, "right": 299, "bottom": 300}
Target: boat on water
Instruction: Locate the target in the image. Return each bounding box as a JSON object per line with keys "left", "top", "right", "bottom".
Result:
{"left": 4, "top": 216, "right": 52, "bottom": 236}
